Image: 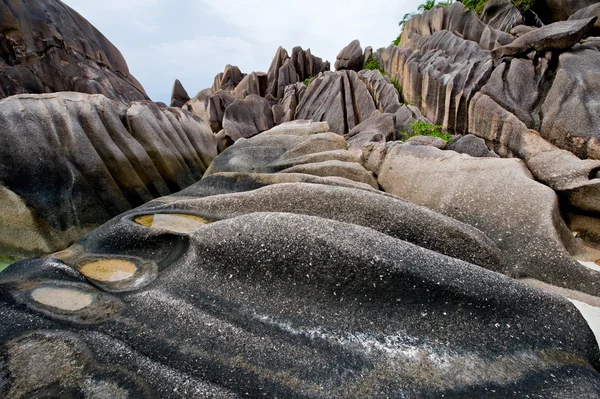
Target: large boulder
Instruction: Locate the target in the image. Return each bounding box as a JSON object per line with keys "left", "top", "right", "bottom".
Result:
{"left": 480, "top": 0, "right": 523, "bottom": 32}
{"left": 532, "top": 0, "right": 598, "bottom": 24}
{"left": 0, "top": 92, "right": 218, "bottom": 257}
{"left": 365, "top": 143, "right": 600, "bottom": 296}
{"left": 0, "top": 176, "right": 599, "bottom": 396}
{"left": 206, "top": 120, "right": 378, "bottom": 188}
{"left": 211, "top": 64, "right": 244, "bottom": 92}
{"left": 345, "top": 112, "right": 396, "bottom": 150}
{"left": 334, "top": 39, "right": 363, "bottom": 71}
{"left": 295, "top": 70, "right": 376, "bottom": 135}
{"left": 0, "top": 0, "right": 148, "bottom": 102}
{"left": 222, "top": 94, "right": 274, "bottom": 141}
{"left": 490, "top": 17, "right": 598, "bottom": 60}
{"left": 540, "top": 47, "right": 600, "bottom": 160}
{"left": 185, "top": 89, "right": 236, "bottom": 132}
{"left": 569, "top": 3, "right": 600, "bottom": 36}
{"left": 231, "top": 71, "right": 268, "bottom": 99}
{"left": 446, "top": 134, "right": 499, "bottom": 158}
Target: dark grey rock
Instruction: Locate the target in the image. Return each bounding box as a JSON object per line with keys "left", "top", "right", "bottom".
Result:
{"left": 295, "top": 70, "right": 376, "bottom": 135}
{"left": 185, "top": 89, "right": 236, "bottom": 133}
{"left": 569, "top": 3, "right": 600, "bottom": 36}
{"left": 532, "top": 0, "right": 598, "bottom": 24}
{"left": 0, "top": 92, "right": 218, "bottom": 257}
{"left": 334, "top": 39, "right": 363, "bottom": 71}
{"left": 170, "top": 79, "right": 190, "bottom": 108}
{"left": 211, "top": 64, "right": 244, "bottom": 92}
{"left": 232, "top": 71, "right": 268, "bottom": 99}
{"left": 447, "top": 134, "right": 499, "bottom": 158}
{"left": 480, "top": 0, "right": 523, "bottom": 32}
{"left": 345, "top": 112, "right": 396, "bottom": 150}
{"left": 491, "top": 17, "right": 598, "bottom": 60}
{"left": 222, "top": 94, "right": 274, "bottom": 141}
{"left": 0, "top": 0, "right": 148, "bottom": 102}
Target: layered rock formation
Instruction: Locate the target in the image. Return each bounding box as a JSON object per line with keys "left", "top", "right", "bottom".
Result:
{"left": 3, "top": 0, "right": 600, "bottom": 396}
{"left": 2, "top": 122, "right": 599, "bottom": 397}
{"left": 0, "top": 92, "right": 217, "bottom": 257}
{"left": 0, "top": 0, "right": 148, "bottom": 102}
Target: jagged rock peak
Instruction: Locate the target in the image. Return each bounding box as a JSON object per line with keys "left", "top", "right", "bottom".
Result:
{"left": 170, "top": 79, "right": 190, "bottom": 108}
{"left": 266, "top": 46, "right": 330, "bottom": 99}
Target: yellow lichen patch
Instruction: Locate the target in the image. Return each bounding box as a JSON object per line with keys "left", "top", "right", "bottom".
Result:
{"left": 78, "top": 259, "right": 137, "bottom": 282}
{"left": 30, "top": 287, "right": 94, "bottom": 311}
{"left": 133, "top": 213, "right": 214, "bottom": 233}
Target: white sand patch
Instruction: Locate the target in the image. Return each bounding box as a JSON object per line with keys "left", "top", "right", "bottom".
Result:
{"left": 570, "top": 299, "right": 600, "bottom": 347}
{"left": 578, "top": 260, "right": 600, "bottom": 272}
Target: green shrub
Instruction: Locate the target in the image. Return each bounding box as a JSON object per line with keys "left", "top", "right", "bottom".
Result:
{"left": 389, "top": 76, "right": 402, "bottom": 101}
{"left": 459, "top": 0, "right": 488, "bottom": 14}
{"left": 303, "top": 76, "right": 316, "bottom": 86}
{"left": 365, "top": 56, "right": 385, "bottom": 74}
{"left": 400, "top": 120, "right": 452, "bottom": 142}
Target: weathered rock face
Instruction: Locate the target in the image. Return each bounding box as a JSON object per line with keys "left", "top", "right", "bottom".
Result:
{"left": 222, "top": 94, "right": 274, "bottom": 141}
{"left": 570, "top": 3, "right": 600, "bottom": 36}
{"left": 533, "top": 0, "right": 598, "bottom": 24}
{"left": 211, "top": 64, "right": 245, "bottom": 92}
{"left": 207, "top": 121, "right": 378, "bottom": 188}
{"left": 265, "top": 46, "right": 330, "bottom": 99}
{"left": 295, "top": 71, "right": 377, "bottom": 135}
{"left": 185, "top": 89, "right": 236, "bottom": 132}
{"left": 170, "top": 79, "right": 190, "bottom": 108}
{"left": 540, "top": 47, "right": 600, "bottom": 160}
{"left": 272, "top": 82, "right": 305, "bottom": 125}
{"left": 378, "top": 30, "right": 493, "bottom": 133}
{"left": 490, "top": 17, "right": 598, "bottom": 60}
{"left": 232, "top": 71, "right": 268, "bottom": 99}
{"left": 0, "top": 0, "right": 148, "bottom": 102}
{"left": 447, "top": 134, "right": 499, "bottom": 158}
{"left": 334, "top": 39, "right": 363, "bottom": 71}
{"left": 480, "top": 0, "right": 523, "bottom": 32}
{"left": 345, "top": 112, "right": 396, "bottom": 150}
{"left": 0, "top": 92, "right": 218, "bottom": 257}
{"left": 469, "top": 92, "right": 600, "bottom": 216}
{"left": 1, "top": 158, "right": 599, "bottom": 397}
{"left": 366, "top": 142, "right": 600, "bottom": 296}
{"left": 399, "top": 3, "right": 514, "bottom": 51}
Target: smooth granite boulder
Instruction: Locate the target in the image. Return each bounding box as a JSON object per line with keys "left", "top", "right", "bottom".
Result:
{"left": 569, "top": 3, "right": 600, "bottom": 36}
{"left": 334, "top": 39, "right": 363, "bottom": 71}
{"left": 366, "top": 143, "right": 600, "bottom": 296}
{"left": 231, "top": 71, "right": 269, "bottom": 99}
{"left": 222, "top": 94, "right": 274, "bottom": 141}
{"left": 0, "top": 182, "right": 598, "bottom": 396}
{"left": 205, "top": 121, "right": 378, "bottom": 188}
{"left": 447, "top": 134, "right": 499, "bottom": 158}
{"left": 0, "top": 0, "right": 148, "bottom": 102}
{"left": 295, "top": 71, "right": 376, "bottom": 135}
{"left": 0, "top": 92, "right": 218, "bottom": 257}
{"left": 345, "top": 112, "right": 396, "bottom": 150}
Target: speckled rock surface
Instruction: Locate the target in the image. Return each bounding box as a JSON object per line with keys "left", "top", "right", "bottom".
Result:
{"left": 1, "top": 172, "right": 599, "bottom": 397}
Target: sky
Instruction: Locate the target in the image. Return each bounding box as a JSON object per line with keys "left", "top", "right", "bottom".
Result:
{"left": 62, "top": 0, "right": 415, "bottom": 104}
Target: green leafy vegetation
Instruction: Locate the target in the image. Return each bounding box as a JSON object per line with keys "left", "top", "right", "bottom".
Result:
{"left": 0, "top": 255, "right": 20, "bottom": 272}
{"left": 389, "top": 76, "right": 402, "bottom": 100}
{"left": 511, "top": 0, "right": 534, "bottom": 13}
{"left": 365, "top": 56, "right": 385, "bottom": 74}
{"left": 399, "top": 120, "right": 453, "bottom": 142}
{"left": 303, "top": 76, "right": 316, "bottom": 86}
{"left": 460, "top": 0, "right": 488, "bottom": 14}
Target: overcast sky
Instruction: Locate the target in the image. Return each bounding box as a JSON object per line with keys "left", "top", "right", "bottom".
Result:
{"left": 63, "top": 0, "right": 415, "bottom": 103}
